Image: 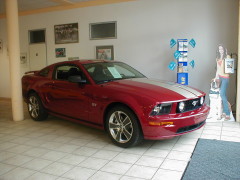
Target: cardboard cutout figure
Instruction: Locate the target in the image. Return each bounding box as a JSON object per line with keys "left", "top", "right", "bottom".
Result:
{"left": 207, "top": 44, "right": 235, "bottom": 122}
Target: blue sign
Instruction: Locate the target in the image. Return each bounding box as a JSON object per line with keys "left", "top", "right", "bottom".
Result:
{"left": 177, "top": 73, "right": 188, "bottom": 85}
{"left": 190, "top": 60, "right": 195, "bottom": 68}
{"left": 189, "top": 39, "right": 196, "bottom": 48}
{"left": 168, "top": 61, "right": 177, "bottom": 71}
{"left": 170, "top": 39, "right": 177, "bottom": 48}
{"left": 174, "top": 50, "right": 181, "bottom": 60}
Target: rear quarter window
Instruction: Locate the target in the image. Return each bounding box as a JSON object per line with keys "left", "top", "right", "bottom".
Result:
{"left": 39, "top": 68, "right": 50, "bottom": 77}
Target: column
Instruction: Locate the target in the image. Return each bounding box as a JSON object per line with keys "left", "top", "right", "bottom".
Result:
{"left": 5, "top": 0, "right": 24, "bottom": 121}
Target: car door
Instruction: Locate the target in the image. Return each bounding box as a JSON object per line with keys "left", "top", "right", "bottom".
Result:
{"left": 46, "top": 64, "right": 90, "bottom": 121}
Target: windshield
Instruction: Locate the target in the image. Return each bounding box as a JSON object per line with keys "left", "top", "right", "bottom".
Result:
{"left": 83, "top": 62, "right": 146, "bottom": 84}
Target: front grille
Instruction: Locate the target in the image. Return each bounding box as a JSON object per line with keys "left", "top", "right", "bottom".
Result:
{"left": 176, "top": 120, "right": 206, "bottom": 134}
{"left": 176, "top": 97, "right": 203, "bottom": 113}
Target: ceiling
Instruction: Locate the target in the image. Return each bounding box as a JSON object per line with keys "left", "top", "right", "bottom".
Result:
{"left": 0, "top": 0, "right": 134, "bottom": 18}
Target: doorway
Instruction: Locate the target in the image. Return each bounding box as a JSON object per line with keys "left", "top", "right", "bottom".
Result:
{"left": 28, "top": 29, "right": 47, "bottom": 71}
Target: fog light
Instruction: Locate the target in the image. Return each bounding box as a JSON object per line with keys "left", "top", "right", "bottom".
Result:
{"left": 179, "top": 102, "right": 185, "bottom": 112}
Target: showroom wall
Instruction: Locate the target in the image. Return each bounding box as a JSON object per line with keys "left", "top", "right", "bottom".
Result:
{"left": 0, "top": 0, "right": 238, "bottom": 107}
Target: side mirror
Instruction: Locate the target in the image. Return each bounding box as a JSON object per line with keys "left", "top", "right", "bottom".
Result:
{"left": 68, "top": 75, "right": 87, "bottom": 84}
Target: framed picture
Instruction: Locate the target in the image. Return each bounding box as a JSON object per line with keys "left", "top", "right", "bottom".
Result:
{"left": 90, "top": 21, "right": 117, "bottom": 40}
{"left": 96, "top": 45, "right": 114, "bottom": 60}
{"left": 54, "top": 23, "right": 79, "bottom": 44}
{"left": 224, "top": 58, "right": 234, "bottom": 74}
{"left": 55, "top": 48, "right": 66, "bottom": 58}
{"left": 20, "top": 53, "right": 27, "bottom": 64}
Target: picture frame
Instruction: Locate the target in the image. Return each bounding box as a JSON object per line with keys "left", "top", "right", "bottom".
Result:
{"left": 96, "top": 45, "right": 114, "bottom": 60}
{"left": 20, "top": 53, "right": 27, "bottom": 64}
{"left": 55, "top": 48, "right": 66, "bottom": 58}
{"left": 54, "top": 23, "right": 79, "bottom": 44}
{"left": 224, "top": 58, "right": 234, "bottom": 74}
{"left": 90, "top": 21, "right": 117, "bottom": 40}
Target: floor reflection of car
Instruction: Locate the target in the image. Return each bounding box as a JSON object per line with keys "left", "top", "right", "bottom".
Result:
{"left": 22, "top": 60, "right": 210, "bottom": 147}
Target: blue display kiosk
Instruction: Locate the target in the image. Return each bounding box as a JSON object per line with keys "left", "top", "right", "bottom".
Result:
{"left": 177, "top": 39, "right": 188, "bottom": 85}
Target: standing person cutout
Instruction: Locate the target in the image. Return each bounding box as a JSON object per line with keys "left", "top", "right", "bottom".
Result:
{"left": 215, "top": 44, "right": 231, "bottom": 120}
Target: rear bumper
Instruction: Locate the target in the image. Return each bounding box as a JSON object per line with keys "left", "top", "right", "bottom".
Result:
{"left": 142, "top": 105, "right": 210, "bottom": 140}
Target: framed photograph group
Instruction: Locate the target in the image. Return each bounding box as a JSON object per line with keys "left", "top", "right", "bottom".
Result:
{"left": 54, "top": 23, "right": 79, "bottom": 44}
{"left": 96, "top": 45, "right": 114, "bottom": 60}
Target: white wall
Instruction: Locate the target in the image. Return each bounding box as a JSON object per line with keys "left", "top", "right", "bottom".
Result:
{"left": 0, "top": 0, "right": 238, "bottom": 108}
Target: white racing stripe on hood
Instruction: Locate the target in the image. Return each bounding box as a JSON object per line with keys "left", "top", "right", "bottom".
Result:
{"left": 132, "top": 78, "right": 202, "bottom": 99}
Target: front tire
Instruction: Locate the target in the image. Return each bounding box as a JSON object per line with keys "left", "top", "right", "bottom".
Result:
{"left": 28, "top": 93, "right": 48, "bottom": 121}
{"left": 106, "top": 105, "right": 143, "bottom": 148}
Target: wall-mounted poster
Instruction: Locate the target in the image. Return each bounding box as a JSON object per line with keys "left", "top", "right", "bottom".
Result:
{"left": 55, "top": 48, "right": 66, "bottom": 58}
{"left": 96, "top": 45, "right": 114, "bottom": 60}
{"left": 54, "top": 23, "right": 79, "bottom": 44}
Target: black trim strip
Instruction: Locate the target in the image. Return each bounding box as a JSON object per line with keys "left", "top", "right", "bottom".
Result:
{"left": 176, "top": 120, "right": 206, "bottom": 134}
{"left": 48, "top": 110, "right": 102, "bottom": 127}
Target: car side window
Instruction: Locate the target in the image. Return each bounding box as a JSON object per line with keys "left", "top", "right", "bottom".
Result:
{"left": 55, "top": 65, "right": 84, "bottom": 81}
{"left": 39, "top": 68, "right": 50, "bottom": 77}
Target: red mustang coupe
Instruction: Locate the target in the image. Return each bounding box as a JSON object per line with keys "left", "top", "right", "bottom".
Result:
{"left": 22, "top": 60, "right": 209, "bottom": 147}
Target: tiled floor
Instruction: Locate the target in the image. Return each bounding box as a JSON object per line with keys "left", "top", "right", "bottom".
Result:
{"left": 1, "top": 98, "right": 240, "bottom": 180}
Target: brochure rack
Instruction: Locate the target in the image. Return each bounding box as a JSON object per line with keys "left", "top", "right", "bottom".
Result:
{"left": 177, "top": 39, "right": 188, "bottom": 85}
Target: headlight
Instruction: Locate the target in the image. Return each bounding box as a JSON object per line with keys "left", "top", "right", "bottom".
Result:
{"left": 200, "top": 96, "right": 204, "bottom": 105}
{"left": 150, "top": 103, "right": 172, "bottom": 116}
{"left": 178, "top": 102, "right": 185, "bottom": 112}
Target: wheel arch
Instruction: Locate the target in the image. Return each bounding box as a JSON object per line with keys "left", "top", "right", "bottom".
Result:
{"left": 103, "top": 102, "right": 143, "bottom": 133}
{"left": 27, "top": 89, "right": 38, "bottom": 98}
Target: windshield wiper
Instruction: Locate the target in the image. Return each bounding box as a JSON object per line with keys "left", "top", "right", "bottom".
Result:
{"left": 96, "top": 78, "right": 123, "bottom": 84}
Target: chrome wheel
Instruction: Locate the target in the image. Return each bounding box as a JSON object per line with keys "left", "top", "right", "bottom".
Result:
{"left": 28, "top": 96, "right": 40, "bottom": 118}
{"left": 109, "top": 111, "right": 133, "bottom": 143}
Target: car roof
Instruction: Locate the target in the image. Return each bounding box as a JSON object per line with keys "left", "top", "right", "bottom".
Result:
{"left": 39, "top": 60, "right": 121, "bottom": 72}
{"left": 69, "top": 59, "right": 118, "bottom": 64}
{"left": 54, "top": 59, "right": 120, "bottom": 66}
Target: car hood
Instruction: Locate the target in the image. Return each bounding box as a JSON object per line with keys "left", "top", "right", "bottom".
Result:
{"left": 103, "top": 78, "right": 203, "bottom": 102}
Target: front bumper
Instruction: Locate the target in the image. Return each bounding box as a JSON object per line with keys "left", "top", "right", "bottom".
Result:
{"left": 142, "top": 104, "right": 210, "bottom": 140}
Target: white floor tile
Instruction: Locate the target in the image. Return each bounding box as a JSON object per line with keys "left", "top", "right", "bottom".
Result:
{"left": 41, "top": 162, "right": 73, "bottom": 176}
{"left": 41, "top": 151, "right": 67, "bottom": 161}
{"left": 160, "top": 159, "right": 188, "bottom": 172}
{"left": 0, "top": 163, "right": 16, "bottom": 176}
{"left": 167, "top": 150, "right": 191, "bottom": 161}
{"left": 172, "top": 144, "right": 195, "bottom": 153}
{"left": 25, "top": 172, "right": 58, "bottom": 180}
{"left": 21, "top": 158, "right": 53, "bottom": 171}
{"left": 152, "top": 168, "right": 183, "bottom": 180}
{"left": 144, "top": 148, "right": 170, "bottom": 158}
{"left": 23, "top": 147, "right": 49, "bottom": 157}
{"left": 0, "top": 167, "right": 35, "bottom": 180}
{"left": 3, "top": 154, "right": 33, "bottom": 166}
{"left": 135, "top": 155, "right": 164, "bottom": 167}
{"left": 89, "top": 171, "right": 121, "bottom": 180}
{"left": 101, "top": 161, "right": 132, "bottom": 175}
{"left": 92, "top": 150, "right": 119, "bottom": 160}
{"left": 125, "top": 165, "right": 158, "bottom": 179}
{"left": 79, "top": 157, "right": 108, "bottom": 170}
{"left": 112, "top": 152, "right": 141, "bottom": 164}
{"left": 62, "top": 166, "right": 96, "bottom": 180}
{"left": 58, "top": 154, "right": 86, "bottom": 165}
{"left": 73, "top": 147, "right": 98, "bottom": 156}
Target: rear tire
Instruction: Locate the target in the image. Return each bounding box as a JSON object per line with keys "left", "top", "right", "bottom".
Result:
{"left": 28, "top": 93, "right": 48, "bottom": 121}
{"left": 106, "top": 105, "right": 143, "bottom": 148}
